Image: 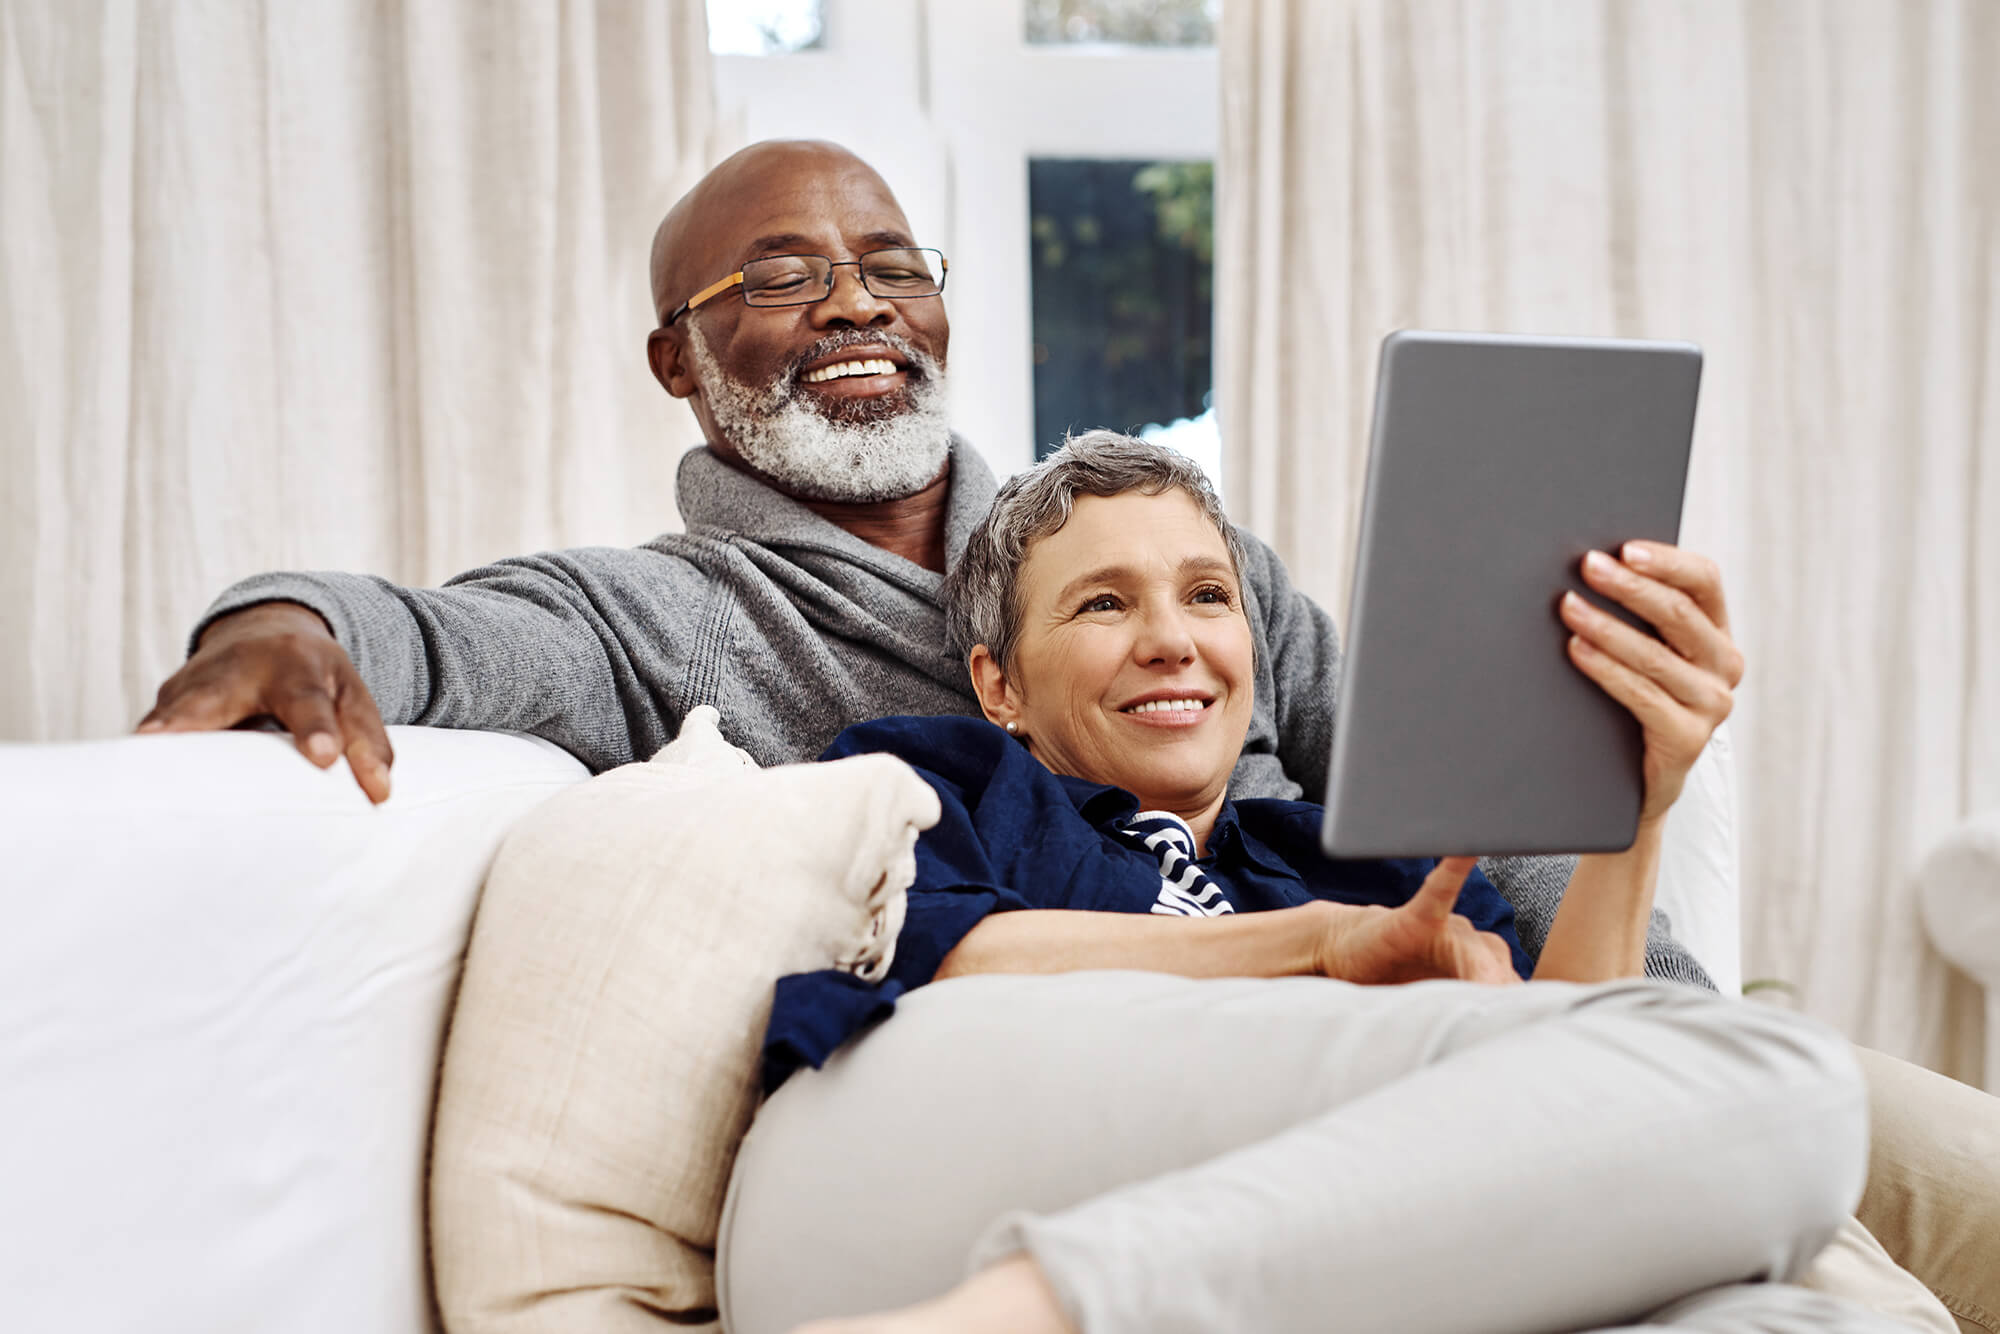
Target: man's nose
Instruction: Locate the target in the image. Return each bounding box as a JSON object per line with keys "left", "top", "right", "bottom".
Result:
{"left": 810, "top": 263, "right": 894, "bottom": 328}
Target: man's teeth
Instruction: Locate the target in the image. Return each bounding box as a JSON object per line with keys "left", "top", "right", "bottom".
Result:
{"left": 803, "top": 358, "right": 899, "bottom": 384}
{"left": 1125, "top": 698, "right": 1208, "bottom": 715}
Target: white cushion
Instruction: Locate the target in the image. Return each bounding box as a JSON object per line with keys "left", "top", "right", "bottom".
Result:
{"left": 1917, "top": 808, "right": 2000, "bottom": 1093}
{"left": 0, "top": 725, "right": 587, "bottom": 1334}
{"left": 1918, "top": 808, "right": 2000, "bottom": 986}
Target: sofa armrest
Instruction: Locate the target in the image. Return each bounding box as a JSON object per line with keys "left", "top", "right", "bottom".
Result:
{"left": 1917, "top": 808, "right": 2000, "bottom": 1093}
{"left": 0, "top": 727, "right": 588, "bottom": 1334}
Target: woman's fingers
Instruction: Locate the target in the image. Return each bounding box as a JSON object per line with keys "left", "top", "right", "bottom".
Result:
{"left": 1409, "top": 856, "right": 1477, "bottom": 924}
{"left": 1560, "top": 590, "right": 1734, "bottom": 719}
{"left": 1620, "top": 539, "right": 1733, "bottom": 631}
{"left": 1580, "top": 547, "right": 1744, "bottom": 687}
{"left": 1566, "top": 633, "right": 1712, "bottom": 760}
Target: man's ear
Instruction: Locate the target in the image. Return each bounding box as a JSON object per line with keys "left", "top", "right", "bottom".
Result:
{"left": 646, "top": 327, "right": 698, "bottom": 399}
{"left": 966, "top": 645, "right": 1021, "bottom": 731}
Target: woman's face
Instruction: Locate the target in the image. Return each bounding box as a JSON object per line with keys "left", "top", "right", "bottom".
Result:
{"left": 974, "top": 489, "right": 1255, "bottom": 817}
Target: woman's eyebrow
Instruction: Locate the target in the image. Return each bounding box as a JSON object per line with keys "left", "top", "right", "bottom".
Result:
{"left": 1054, "top": 564, "right": 1133, "bottom": 605}
{"left": 1180, "top": 555, "right": 1236, "bottom": 579}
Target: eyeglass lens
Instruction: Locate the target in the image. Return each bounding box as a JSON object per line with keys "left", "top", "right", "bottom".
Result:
{"left": 740, "top": 248, "right": 945, "bottom": 306}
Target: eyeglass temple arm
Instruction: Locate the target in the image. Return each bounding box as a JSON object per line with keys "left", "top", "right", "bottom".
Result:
{"left": 666, "top": 271, "right": 746, "bottom": 326}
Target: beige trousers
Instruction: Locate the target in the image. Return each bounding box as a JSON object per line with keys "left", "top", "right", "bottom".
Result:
{"left": 1848, "top": 1045, "right": 2000, "bottom": 1334}
{"left": 720, "top": 973, "right": 1888, "bottom": 1333}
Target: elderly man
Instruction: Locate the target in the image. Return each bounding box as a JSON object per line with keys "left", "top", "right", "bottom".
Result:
{"left": 139, "top": 140, "right": 1993, "bottom": 1332}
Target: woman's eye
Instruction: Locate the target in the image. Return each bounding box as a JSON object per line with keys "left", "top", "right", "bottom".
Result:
{"left": 1081, "top": 595, "right": 1121, "bottom": 614}
{"left": 1191, "top": 585, "right": 1234, "bottom": 606}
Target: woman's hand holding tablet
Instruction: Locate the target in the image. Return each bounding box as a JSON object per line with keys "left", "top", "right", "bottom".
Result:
{"left": 1560, "top": 540, "right": 1744, "bottom": 825}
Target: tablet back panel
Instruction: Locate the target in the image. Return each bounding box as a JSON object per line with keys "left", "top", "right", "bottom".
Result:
{"left": 1321, "top": 331, "right": 1701, "bottom": 858}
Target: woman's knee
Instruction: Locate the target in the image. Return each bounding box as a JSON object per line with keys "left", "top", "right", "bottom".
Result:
{"left": 1572, "top": 980, "right": 1869, "bottom": 1210}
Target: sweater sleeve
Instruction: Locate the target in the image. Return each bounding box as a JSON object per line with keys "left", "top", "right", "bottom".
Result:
{"left": 1233, "top": 530, "right": 1341, "bottom": 801}
{"left": 188, "top": 545, "right": 715, "bottom": 773}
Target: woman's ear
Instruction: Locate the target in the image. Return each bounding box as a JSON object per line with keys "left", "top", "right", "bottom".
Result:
{"left": 966, "top": 645, "right": 1021, "bottom": 732}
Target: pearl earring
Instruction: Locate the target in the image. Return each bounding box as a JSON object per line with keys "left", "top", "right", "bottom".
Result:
{"left": 1005, "top": 721, "right": 1019, "bottom": 734}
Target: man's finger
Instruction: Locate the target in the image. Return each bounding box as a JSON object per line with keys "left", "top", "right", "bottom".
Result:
{"left": 334, "top": 674, "right": 395, "bottom": 804}
{"left": 141, "top": 678, "right": 258, "bottom": 734}
{"left": 268, "top": 680, "right": 345, "bottom": 768}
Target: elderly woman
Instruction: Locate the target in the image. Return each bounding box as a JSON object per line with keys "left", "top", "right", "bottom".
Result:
{"left": 718, "top": 433, "right": 1886, "bottom": 1334}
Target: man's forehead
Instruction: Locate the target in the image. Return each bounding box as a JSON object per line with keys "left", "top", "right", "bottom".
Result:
{"left": 710, "top": 201, "right": 913, "bottom": 267}
{"left": 696, "top": 154, "right": 912, "bottom": 257}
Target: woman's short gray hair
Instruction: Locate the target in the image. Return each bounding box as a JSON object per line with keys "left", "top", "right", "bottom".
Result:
{"left": 943, "top": 429, "right": 1247, "bottom": 671}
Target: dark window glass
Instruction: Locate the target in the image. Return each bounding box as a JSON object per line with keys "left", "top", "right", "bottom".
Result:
{"left": 1029, "top": 158, "right": 1216, "bottom": 473}
{"left": 1024, "top": 0, "right": 1219, "bottom": 46}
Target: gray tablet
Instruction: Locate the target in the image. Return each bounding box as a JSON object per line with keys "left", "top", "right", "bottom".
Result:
{"left": 1319, "top": 330, "right": 1702, "bottom": 859}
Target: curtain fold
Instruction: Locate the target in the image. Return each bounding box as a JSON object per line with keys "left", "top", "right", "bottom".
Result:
{"left": 0, "top": 0, "right": 716, "bottom": 741}
{"left": 1219, "top": 0, "right": 1997, "bottom": 1079}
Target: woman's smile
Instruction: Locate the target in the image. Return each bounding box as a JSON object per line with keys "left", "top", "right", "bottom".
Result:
{"left": 1114, "top": 694, "right": 1217, "bottom": 728}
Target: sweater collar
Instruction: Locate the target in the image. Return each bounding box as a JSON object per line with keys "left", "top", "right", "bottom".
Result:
{"left": 673, "top": 434, "right": 1000, "bottom": 575}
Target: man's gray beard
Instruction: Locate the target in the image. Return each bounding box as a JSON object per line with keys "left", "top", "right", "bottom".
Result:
{"left": 686, "top": 325, "right": 952, "bottom": 503}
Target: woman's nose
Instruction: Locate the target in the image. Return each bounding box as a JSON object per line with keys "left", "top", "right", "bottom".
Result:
{"left": 1134, "top": 606, "right": 1198, "bottom": 666}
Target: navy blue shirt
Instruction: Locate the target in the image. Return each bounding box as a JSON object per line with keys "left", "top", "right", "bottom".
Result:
{"left": 763, "top": 715, "right": 1531, "bottom": 1087}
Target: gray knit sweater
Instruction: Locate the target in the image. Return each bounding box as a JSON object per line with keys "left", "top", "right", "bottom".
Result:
{"left": 197, "top": 438, "right": 1712, "bottom": 988}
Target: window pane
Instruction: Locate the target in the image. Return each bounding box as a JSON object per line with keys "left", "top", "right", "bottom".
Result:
{"left": 708, "top": 0, "right": 825, "bottom": 56}
{"left": 1029, "top": 158, "right": 1218, "bottom": 482}
{"left": 1024, "top": 0, "right": 1220, "bottom": 47}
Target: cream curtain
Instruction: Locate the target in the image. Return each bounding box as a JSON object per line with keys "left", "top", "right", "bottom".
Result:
{"left": 0, "top": 1, "right": 716, "bottom": 742}
{"left": 1220, "top": 0, "right": 1997, "bottom": 1079}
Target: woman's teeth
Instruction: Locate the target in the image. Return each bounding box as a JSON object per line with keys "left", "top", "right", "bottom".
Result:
{"left": 1125, "top": 698, "right": 1207, "bottom": 714}
{"left": 803, "top": 358, "right": 899, "bottom": 384}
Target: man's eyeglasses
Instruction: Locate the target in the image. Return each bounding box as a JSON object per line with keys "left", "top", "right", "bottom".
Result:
{"left": 661, "top": 246, "right": 948, "bottom": 327}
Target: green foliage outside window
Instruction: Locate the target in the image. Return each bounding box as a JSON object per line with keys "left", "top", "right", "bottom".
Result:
{"left": 1029, "top": 159, "right": 1214, "bottom": 457}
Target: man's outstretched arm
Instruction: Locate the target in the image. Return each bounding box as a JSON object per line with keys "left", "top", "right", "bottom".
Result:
{"left": 137, "top": 550, "right": 705, "bottom": 802}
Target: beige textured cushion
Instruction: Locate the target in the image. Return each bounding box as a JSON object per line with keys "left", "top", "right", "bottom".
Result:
{"left": 428, "top": 708, "right": 939, "bottom": 1332}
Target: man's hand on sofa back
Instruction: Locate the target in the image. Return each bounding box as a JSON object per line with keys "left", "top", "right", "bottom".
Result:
{"left": 136, "top": 601, "right": 395, "bottom": 804}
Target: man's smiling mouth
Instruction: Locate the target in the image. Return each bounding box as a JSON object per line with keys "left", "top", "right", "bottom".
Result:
{"left": 802, "top": 358, "right": 902, "bottom": 384}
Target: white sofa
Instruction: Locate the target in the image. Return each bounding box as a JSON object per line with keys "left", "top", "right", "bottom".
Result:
{"left": 0, "top": 724, "right": 1743, "bottom": 1334}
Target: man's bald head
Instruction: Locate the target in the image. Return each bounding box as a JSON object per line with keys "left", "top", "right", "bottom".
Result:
{"left": 649, "top": 140, "right": 905, "bottom": 325}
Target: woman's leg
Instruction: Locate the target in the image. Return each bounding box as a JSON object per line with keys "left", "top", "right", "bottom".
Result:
{"left": 788, "top": 1267, "right": 1913, "bottom": 1334}
{"left": 718, "top": 972, "right": 1866, "bottom": 1334}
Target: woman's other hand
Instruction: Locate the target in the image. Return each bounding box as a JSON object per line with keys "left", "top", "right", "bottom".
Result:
{"left": 1561, "top": 541, "right": 1744, "bottom": 826}
{"left": 1314, "top": 857, "right": 1521, "bottom": 986}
